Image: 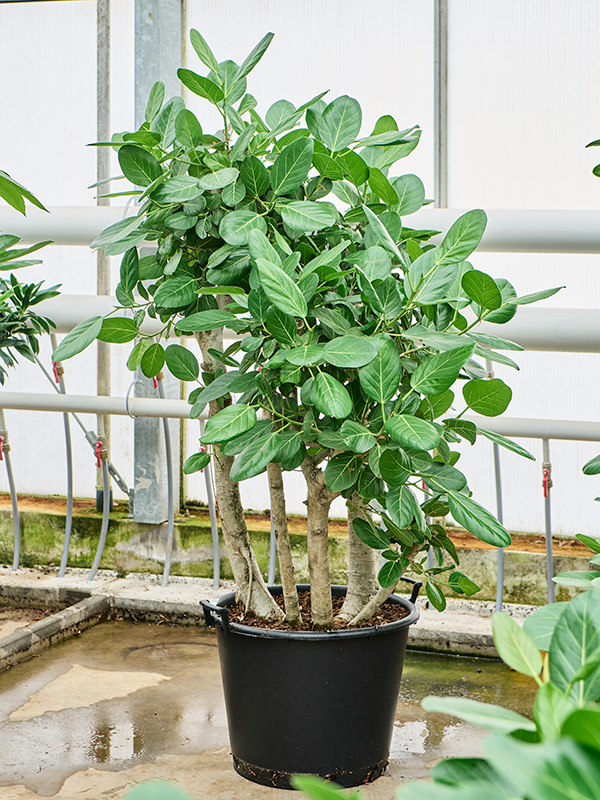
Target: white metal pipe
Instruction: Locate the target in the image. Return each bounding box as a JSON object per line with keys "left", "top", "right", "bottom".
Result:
{"left": 411, "top": 209, "right": 600, "bottom": 253}
{"left": 38, "top": 295, "right": 163, "bottom": 335}
{"left": 478, "top": 308, "right": 600, "bottom": 353}
{"left": 465, "top": 415, "right": 600, "bottom": 443}
{"left": 0, "top": 206, "right": 136, "bottom": 246}
{"left": 0, "top": 391, "right": 197, "bottom": 420}
{"left": 2, "top": 206, "right": 600, "bottom": 252}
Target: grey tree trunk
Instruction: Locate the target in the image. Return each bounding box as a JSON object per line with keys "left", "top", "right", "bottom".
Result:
{"left": 338, "top": 494, "right": 378, "bottom": 621}
{"left": 195, "top": 328, "right": 283, "bottom": 620}
{"left": 267, "top": 461, "right": 302, "bottom": 627}
{"left": 301, "top": 455, "right": 338, "bottom": 629}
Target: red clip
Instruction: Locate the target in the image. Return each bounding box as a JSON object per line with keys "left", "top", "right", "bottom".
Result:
{"left": 0, "top": 436, "right": 3, "bottom": 461}
{"left": 152, "top": 377, "right": 158, "bottom": 388}
{"left": 95, "top": 441, "right": 102, "bottom": 468}
{"left": 52, "top": 362, "right": 60, "bottom": 383}
{"left": 543, "top": 468, "right": 550, "bottom": 498}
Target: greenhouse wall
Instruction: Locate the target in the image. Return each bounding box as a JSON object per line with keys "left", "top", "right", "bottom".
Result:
{"left": 0, "top": 0, "right": 599, "bottom": 536}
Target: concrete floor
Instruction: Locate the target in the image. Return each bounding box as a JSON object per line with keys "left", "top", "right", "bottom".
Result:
{"left": 0, "top": 619, "right": 539, "bottom": 800}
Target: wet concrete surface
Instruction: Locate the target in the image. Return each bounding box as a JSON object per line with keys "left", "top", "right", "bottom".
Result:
{"left": 0, "top": 620, "right": 539, "bottom": 800}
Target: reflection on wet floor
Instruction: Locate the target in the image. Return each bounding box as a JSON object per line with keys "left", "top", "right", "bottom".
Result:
{"left": 0, "top": 621, "right": 539, "bottom": 797}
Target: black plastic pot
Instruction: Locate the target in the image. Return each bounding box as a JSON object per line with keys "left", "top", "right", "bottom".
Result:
{"left": 200, "top": 580, "right": 421, "bottom": 790}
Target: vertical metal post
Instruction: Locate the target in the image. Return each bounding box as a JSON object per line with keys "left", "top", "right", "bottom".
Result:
{"left": 51, "top": 333, "right": 74, "bottom": 579}
{"left": 0, "top": 410, "right": 20, "bottom": 570}
{"left": 434, "top": 0, "right": 448, "bottom": 208}
{"left": 493, "top": 442, "right": 505, "bottom": 612}
{"left": 542, "top": 439, "right": 555, "bottom": 603}
{"left": 200, "top": 421, "right": 220, "bottom": 591}
{"left": 97, "top": 0, "right": 111, "bottom": 508}
{"left": 268, "top": 515, "right": 277, "bottom": 586}
{"left": 158, "top": 375, "right": 175, "bottom": 587}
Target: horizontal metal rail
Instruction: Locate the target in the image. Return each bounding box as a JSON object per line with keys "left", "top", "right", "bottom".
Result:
{"left": 3, "top": 206, "right": 600, "bottom": 252}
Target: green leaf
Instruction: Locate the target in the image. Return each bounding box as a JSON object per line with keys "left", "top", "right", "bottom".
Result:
{"left": 385, "top": 415, "right": 441, "bottom": 451}
{"left": 240, "top": 155, "right": 270, "bottom": 196}
{"left": 198, "top": 167, "right": 239, "bottom": 191}
{"left": 422, "top": 696, "right": 536, "bottom": 735}
{"left": 202, "top": 404, "right": 257, "bottom": 444}
{"left": 285, "top": 344, "right": 326, "bottom": 366}
{"left": 324, "top": 453, "right": 362, "bottom": 491}
{"left": 322, "top": 335, "right": 380, "bottom": 368}
{"left": 177, "top": 69, "right": 224, "bottom": 104}
{"left": 358, "top": 335, "right": 402, "bottom": 403}
{"left": 561, "top": 709, "right": 600, "bottom": 751}
{"left": 230, "top": 430, "right": 282, "bottom": 481}
{"left": 175, "top": 310, "right": 238, "bottom": 332}
{"left": 448, "top": 571, "right": 480, "bottom": 596}
{"left": 492, "top": 612, "right": 542, "bottom": 680}
{"left": 153, "top": 97, "right": 185, "bottom": 147}
{"left": 420, "top": 461, "right": 467, "bottom": 493}
{"left": 219, "top": 210, "right": 266, "bottom": 246}
{"left": 522, "top": 603, "right": 569, "bottom": 651}
{"left": 379, "top": 447, "right": 412, "bottom": 486}
{"left": 235, "top": 31, "right": 274, "bottom": 81}
{"left": 97, "top": 317, "right": 138, "bottom": 344}
{"left": 484, "top": 735, "right": 600, "bottom": 800}
{"left": 165, "top": 344, "right": 199, "bottom": 381}
{"left": 265, "top": 307, "right": 296, "bottom": 346}
{"left": 189, "top": 29, "right": 219, "bottom": 73}
{"left": 315, "top": 307, "right": 351, "bottom": 335}
{"left": 576, "top": 534, "right": 600, "bottom": 553}
{"left": 553, "top": 571, "right": 600, "bottom": 587}
{"left": 154, "top": 276, "right": 198, "bottom": 308}
{"left": 368, "top": 168, "right": 398, "bottom": 205}
{"left": 514, "top": 286, "right": 564, "bottom": 305}
{"left": 467, "top": 332, "right": 524, "bottom": 352}
{"left": 320, "top": 96, "right": 362, "bottom": 152}
{"left": 144, "top": 81, "right": 165, "bottom": 122}
{"left": 447, "top": 491, "right": 511, "bottom": 547}
{"left": 124, "top": 779, "right": 194, "bottom": 800}
{"left": 290, "top": 775, "right": 356, "bottom": 800}
{"left": 410, "top": 344, "right": 475, "bottom": 396}
{"left": 91, "top": 215, "right": 144, "bottom": 249}
{"left": 141, "top": 342, "right": 165, "bottom": 377}
{"left": 533, "top": 682, "right": 575, "bottom": 742}
{"left": 119, "top": 247, "right": 139, "bottom": 293}
{"left": 549, "top": 589, "right": 600, "bottom": 704}
{"left": 182, "top": 452, "right": 211, "bottom": 475}
{"left": 583, "top": 455, "right": 600, "bottom": 475}
{"left": 431, "top": 758, "right": 511, "bottom": 792}
{"left": 438, "top": 210, "right": 487, "bottom": 264}
{"left": 229, "top": 122, "right": 257, "bottom": 163}
{"left": 386, "top": 485, "right": 421, "bottom": 529}
{"left": 52, "top": 317, "right": 103, "bottom": 361}
{"left": 426, "top": 582, "right": 447, "bottom": 611}
{"left": 279, "top": 201, "right": 337, "bottom": 232}
{"left": 443, "top": 418, "right": 477, "bottom": 444}
{"left": 379, "top": 558, "right": 409, "bottom": 588}
{"left": 340, "top": 420, "right": 376, "bottom": 453}
{"left": 312, "top": 373, "right": 352, "bottom": 419}
{"left": 256, "top": 258, "right": 307, "bottom": 318}
{"left": 118, "top": 145, "right": 163, "bottom": 187}
{"left": 351, "top": 517, "right": 390, "bottom": 549}
{"left": 463, "top": 379, "right": 512, "bottom": 417}
{"left": 313, "top": 151, "right": 344, "bottom": 180}
{"left": 362, "top": 205, "right": 402, "bottom": 259}
{"left": 270, "top": 137, "right": 314, "bottom": 196}
{"left": 477, "top": 427, "right": 536, "bottom": 461}
{"left": 221, "top": 418, "right": 273, "bottom": 456}
{"left": 391, "top": 174, "right": 425, "bottom": 215}
{"left": 175, "top": 109, "right": 203, "bottom": 148}
{"left": 462, "top": 271, "right": 502, "bottom": 310}
{"left": 151, "top": 176, "right": 203, "bottom": 204}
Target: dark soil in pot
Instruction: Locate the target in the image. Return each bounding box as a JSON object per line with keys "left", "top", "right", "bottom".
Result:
{"left": 201, "top": 584, "right": 420, "bottom": 789}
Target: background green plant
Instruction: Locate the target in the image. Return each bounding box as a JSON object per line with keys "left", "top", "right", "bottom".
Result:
{"left": 54, "top": 30, "right": 559, "bottom": 624}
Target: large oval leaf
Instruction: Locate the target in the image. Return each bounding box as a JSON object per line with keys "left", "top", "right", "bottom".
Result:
{"left": 256, "top": 258, "right": 307, "bottom": 318}
{"left": 270, "top": 137, "right": 314, "bottom": 196}
{"left": 230, "top": 431, "right": 282, "bottom": 482}
{"left": 240, "top": 155, "right": 270, "bottom": 197}
{"left": 438, "top": 209, "right": 487, "bottom": 264}
{"left": 198, "top": 168, "right": 239, "bottom": 191}
{"left": 177, "top": 69, "right": 224, "bottom": 103}
{"left": 165, "top": 344, "right": 199, "bottom": 381}
{"left": 422, "top": 696, "right": 536, "bottom": 735}
{"left": 311, "top": 373, "right": 352, "bottom": 419}
{"left": 410, "top": 344, "right": 475, "bottom": 396}
{"left": 97, "top": 317, "right": 138, "bottom": 344}
{"left": 154, "top": 276, "right": 198, "bottom": 308}
{"left": 280, "top": 201, "right": 337, "bottom": 233}
{"left": 175, "top": 310, "right": 238, "bottom": 332}
{"left": 379, "top": 448, "right": 412, "bottom": 486}
{"left": 522, "top": 603, "right": 569, "bottom": 651}
{"left": 202, "top": 404, "right": 257, "bottom": 444}
{"left": 386, "top": 485, "right": 421, "bottom": 529}
{"left": 175, "top": 109, "right": 203, "bottom": 149}
{"left": 340, "top": 420, "right": 375, "bottom": 453}
{"left": 52, "top": 316, "right": 103, "bottom": 361}
{"left": 463, "top": 378, "right": 512, "bottom": 417}
{"left": 352, "top": 517, "right": 390, "bottom": 550}
{"left": 358, "top": 336, "right": 401, "bottom": 403}
{"left": 152, "top": 176, "right": 203, "bottom": 204}
{"left": 284, "top": 344, "right": 326, "bottom": 366}
{"left": 549, "top": 589, "right": 600, "bottom": 704}
{"left": 391, "top": 174, "right": 425, "bottom": 215}
{"left": 384, "top": 414, "right": 441, "bottom": 450}
{"left": 323, "top": 335, "right": 380, "bottom": 368}
{"left": 141, "top": 342, "right": 165, "bottom": 378}
{"left": 462, "top": 270, "right": 502, "bottom": 310}
{"left": 265, "top": 307, "right": 296, "bottom": 346}
{"left": 492, "top": 612, "right": 543, "bottom": 680}
{"left": 321, "top": 95, "right": 362, "bottom": 152}
{"left": 118, "top": 145, "right": 163, "bottom": 187}
{"left": 324, "top": 453, "right": 362, "bottom": 491}
{"left": 91, "top": 215, "right": 144, "bottom": 250}
{"left": 447, "top": 490, "right": 511, "bottom": 547}
{"left": 219, "top": 210, "right": 266, "bottom": 245}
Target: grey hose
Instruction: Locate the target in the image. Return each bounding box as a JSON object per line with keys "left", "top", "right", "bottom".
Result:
{"left": 88, "top": 421, "right": 111, "bottom": 581}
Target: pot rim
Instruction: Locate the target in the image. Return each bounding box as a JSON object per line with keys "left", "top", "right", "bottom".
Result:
{"left": 204, "top": 583, "right": 420, "bottom": 640}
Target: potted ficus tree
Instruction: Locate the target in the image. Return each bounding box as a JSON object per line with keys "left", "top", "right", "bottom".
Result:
{"left": 53, "top": 29, "right": 560, "bottom": 788}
